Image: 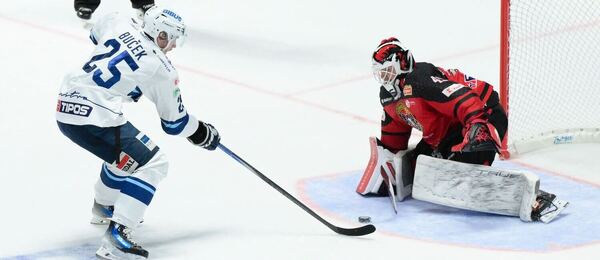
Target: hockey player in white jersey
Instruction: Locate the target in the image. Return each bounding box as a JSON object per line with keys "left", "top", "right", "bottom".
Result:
{"left": 56, "top": 6, "right": 218, "bottom": 259}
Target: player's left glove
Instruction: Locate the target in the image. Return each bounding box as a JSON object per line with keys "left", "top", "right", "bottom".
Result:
{"left": 452, "top": 119, "right": 501, "bottom": 153}
{"left": 187, "top": 121, "right": 220, "bottom": 151}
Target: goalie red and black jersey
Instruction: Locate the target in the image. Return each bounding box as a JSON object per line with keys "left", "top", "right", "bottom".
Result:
{"left": 380, "top": 62, "right": 499, "bottom": 152}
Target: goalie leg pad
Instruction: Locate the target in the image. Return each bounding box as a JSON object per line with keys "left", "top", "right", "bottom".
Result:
{"left": 356, "top": 137, "right": 391, "bottom": 196}
{"left": 357, "top": 137, "right": 413, "bottom": 202}
{"left": 412, "top": 155, "right": 540, "bottom": 221}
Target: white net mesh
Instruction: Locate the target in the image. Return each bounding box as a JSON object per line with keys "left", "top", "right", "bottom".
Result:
{"left": 507, "top": 0, "right": 600, "bottom": 153}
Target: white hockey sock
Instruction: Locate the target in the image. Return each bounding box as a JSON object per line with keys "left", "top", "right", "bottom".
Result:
{"left": 95, "top": 163, "right": 131, "bottom": 206}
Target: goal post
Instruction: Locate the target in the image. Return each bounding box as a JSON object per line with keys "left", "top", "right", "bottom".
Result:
{"left": 500, "top": 0, "right": 600, "bottom": 158}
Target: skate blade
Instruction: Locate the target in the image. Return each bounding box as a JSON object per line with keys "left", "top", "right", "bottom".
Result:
{"left": 96, "top": 241, "right": 147, "bottom": 260}
{"left": 91, "top": 216, "right": 144, "bottom": 225}
{"left": 540, "top": 198, "right": 569, "bottom": 223}
{"left": 90, "top": 215, "right": 110, "bottom": 225}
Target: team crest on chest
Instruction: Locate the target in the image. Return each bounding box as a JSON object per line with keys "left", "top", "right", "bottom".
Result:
{"left": 395, "top": 100, "right": 422, "bottom": 131}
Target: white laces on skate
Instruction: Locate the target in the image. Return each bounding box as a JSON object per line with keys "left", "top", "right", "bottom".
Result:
{"left": 120, "top": 225, "right": 141, "bottom": 246}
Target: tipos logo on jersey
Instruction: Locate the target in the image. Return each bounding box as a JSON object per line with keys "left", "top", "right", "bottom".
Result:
{"left": 56, "top": 100, "right": 92, "bottom": 117}
{"left": 396, "top": 101, "right": 422, "bottom": 131}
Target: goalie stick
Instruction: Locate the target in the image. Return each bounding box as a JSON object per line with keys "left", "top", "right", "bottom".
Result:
{"left": 379, "top": 165, "right": 398, "bottom": 214}
{"left": 218, "top": 144, "right": 376, "bottom": 236}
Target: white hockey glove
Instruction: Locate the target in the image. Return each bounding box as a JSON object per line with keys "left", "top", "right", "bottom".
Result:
{"left": 187, "top": 121, "right": 220, "bottom": 151}
{"left": 356, "top": 137, "right": 413, "bottom": 206}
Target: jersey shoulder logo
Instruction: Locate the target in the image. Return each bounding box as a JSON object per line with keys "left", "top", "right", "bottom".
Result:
{"left": 463, "top": 74, "right": 477, "bottom": 88}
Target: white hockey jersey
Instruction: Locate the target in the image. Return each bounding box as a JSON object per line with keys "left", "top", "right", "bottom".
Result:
{"left": 56, "top": 13, "right": 198, "bottom": 137}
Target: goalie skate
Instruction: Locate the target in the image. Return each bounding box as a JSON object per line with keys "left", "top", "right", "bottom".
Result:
{"left": 532, "top": 190, "right": 569, "bottom": 223}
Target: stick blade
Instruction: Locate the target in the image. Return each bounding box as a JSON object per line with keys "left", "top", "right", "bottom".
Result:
{"left": 333, "top": 224, "right": 376, "bottom": 236}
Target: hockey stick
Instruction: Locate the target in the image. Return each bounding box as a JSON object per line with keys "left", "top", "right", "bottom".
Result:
{"left": 218, "top": 144, "right": 376, "bottom": 236}
{"left": 379, "top": 166, "right": 398, "bottom": 214}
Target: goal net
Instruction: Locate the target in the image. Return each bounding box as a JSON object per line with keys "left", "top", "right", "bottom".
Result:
{"left": 500, "top": 0, "right": 600, "bottom": 157}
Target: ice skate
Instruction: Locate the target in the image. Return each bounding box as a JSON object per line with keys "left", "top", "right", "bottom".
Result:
{"left": 531, "top": 190, "right": 569, "bottom": 223}
{"left": 90, "top": 200, "right": 113, "bottom": 225}
{"left": 96, "top": 221, "right": 148, "bottom": 260}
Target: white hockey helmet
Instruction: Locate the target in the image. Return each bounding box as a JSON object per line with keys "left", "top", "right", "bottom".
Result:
{"left": 142, "top": 6, "right": 187, "bottom": 52}
{"left": 371, "top": 37, "right": 415, "bottom": 98}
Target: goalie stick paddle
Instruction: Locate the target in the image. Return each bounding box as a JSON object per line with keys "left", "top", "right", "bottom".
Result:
{"left": 218, "top": 144, "right": 376, "bottom": 236}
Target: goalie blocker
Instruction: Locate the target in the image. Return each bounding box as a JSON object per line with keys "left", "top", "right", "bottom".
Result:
{"left": 356, "top": 138, "right": 568, "bottom": 223}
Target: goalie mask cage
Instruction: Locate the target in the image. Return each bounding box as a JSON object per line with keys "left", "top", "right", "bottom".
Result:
{"left": 500, "top": 0, "right": 600, "bottom": 158}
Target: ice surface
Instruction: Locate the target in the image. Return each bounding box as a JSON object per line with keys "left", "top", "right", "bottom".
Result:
{"left": 1, "top": 0, "right": 598, "bottom": 259}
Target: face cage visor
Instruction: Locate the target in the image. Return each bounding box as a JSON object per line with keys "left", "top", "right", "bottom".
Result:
{"left": 372, "top": 61, "right": 399, "bottom": 86}
{"left": 156, "top": 25, "right": 187, "bottom": 52}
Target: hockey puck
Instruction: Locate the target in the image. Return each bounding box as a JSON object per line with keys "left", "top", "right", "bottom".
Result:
{"left": 358, "top": 216, "right": 371, "bottom": 223}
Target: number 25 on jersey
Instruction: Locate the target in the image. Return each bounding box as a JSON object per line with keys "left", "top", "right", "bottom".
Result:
{"left": 82, "top": 39, "right": 139, "bottom": 89}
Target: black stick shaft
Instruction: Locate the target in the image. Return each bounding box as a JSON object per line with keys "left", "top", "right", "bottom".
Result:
{"left": 218, "top": 144, "right": 375, "bottom": 236}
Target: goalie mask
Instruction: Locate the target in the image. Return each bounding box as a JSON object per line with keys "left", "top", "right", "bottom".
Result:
{"left": 142, "top": 6, "right": 187, "bottom": 53}
{"left": 371, "top": 37, "right": 415, "bottom": 99}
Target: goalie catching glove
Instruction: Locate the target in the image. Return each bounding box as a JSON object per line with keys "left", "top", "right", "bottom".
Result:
{"left": 187, "top": 121, "right": 220, "bottom": 150}
{"left": 452, "top": 118, "right": 502, "bottom": 153}
{"left": 356, "top": 137, "right": 414, "bottom": 202}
